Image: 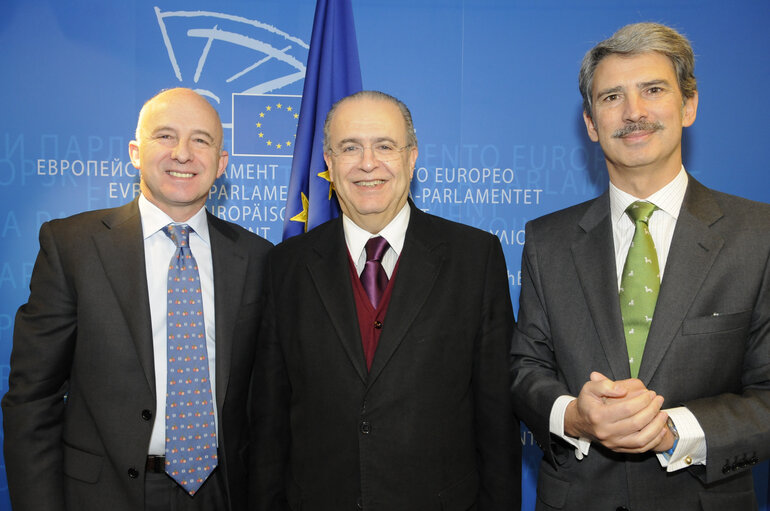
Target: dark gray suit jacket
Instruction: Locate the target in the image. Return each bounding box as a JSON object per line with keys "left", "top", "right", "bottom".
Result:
{"left": 254, "top": 203, "right": 520, "bottom": 511}
{"left": 2, "top": 199, "right": 272, "bottom": 511}
{"left": 511, "top": 177, "right": 770, "bottom": 510}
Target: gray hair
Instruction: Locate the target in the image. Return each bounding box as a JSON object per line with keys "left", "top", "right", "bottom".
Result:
{"left": 579, "top": 22, "right": 697, "bottom": 117}
{"left": 323, "top": 90, "right": 418, "bottom": 152}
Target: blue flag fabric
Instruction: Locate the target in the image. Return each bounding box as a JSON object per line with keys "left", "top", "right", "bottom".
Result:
{"left": 282, "top": 0, "right": 362, "bottom": 240}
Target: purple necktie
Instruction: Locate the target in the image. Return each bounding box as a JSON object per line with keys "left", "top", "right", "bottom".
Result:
{"left": 361, "top": 236, "right": 390, "bottom": 307}
{"left": 162, "top": 224, "right": 217, "bottom": 495}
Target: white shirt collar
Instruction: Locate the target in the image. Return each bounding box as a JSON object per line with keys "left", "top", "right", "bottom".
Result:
{"left": 137, "top": 194, "right": 211, "bottom": 245}
{"left": 610, "top": 166, "right": 688, "bottom": 226}
{"left": 342, "top": 202, "right": 411, "bottom": 260}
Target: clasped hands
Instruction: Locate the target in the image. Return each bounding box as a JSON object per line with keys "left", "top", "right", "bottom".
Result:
{"left": 564, "top": 371, "right": 675, "bottom": 454}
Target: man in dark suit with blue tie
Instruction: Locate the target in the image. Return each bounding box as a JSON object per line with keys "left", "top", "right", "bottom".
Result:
{"left": 254, "top": 90, "right": 520, "bottom": 510}
{"left": 2, "top": 88, "right": 272, "bottom": 510}
{"left": 511, "top": 22, "right": 770, "bottom": 510}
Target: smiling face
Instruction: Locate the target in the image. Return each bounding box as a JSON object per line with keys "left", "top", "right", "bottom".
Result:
{"left": 584, "top": 52, "right": 698, "bottom": 196}
{"left": 324, "top": 97, "right": 418, "bottom": 233}
{"left": 129, "top": 88, "right": 227, "bottom": 222}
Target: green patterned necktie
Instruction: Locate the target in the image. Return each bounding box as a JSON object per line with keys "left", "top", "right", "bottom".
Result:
{"left": 619, "top": 201, "right": 660, "bottom": 378}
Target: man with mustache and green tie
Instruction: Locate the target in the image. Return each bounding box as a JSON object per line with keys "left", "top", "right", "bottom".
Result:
{"left": 511, "top": 22, "right": 770, "bottom": 510}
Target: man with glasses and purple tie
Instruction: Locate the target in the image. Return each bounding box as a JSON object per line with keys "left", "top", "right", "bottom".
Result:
{"left": 2, "top": 88, "right": 272, "bottom": 511}
{"left": 253, "top": 90, "right": 520, "bottom": 510}
{"left": 511, "top": 22, "right": 770, "bottom": 510}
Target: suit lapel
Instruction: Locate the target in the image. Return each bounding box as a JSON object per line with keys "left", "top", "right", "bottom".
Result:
{"left": 307, "top": 220, "right": 369, "bottom": 383}
{"left": 208, "top": 212, "right": 250, "bottom": 411}
{"left": 367, "top": 206, "right": 443, "bottom": 387}
{"left": 638, "top": 179, "right": 724, "bottom": 382}
{"left": 571, "top": 193, "right": 631, "bottom": 380}
{"left": 92, "top": 200, "right": 156, "bottom": 392}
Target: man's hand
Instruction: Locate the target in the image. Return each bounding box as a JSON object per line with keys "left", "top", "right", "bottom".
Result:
{"left": 564, "top": 372, "right": 668, "bottom": 453}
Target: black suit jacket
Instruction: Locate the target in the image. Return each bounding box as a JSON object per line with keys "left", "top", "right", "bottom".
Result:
{"left": 254, "top": 203, "right": 520, "bottom": 511}
{"left": 2, "top": 199, "right": 272, "bottom": 511}
{"left": 511, "top": 178, "right": 770, "bottom": 510}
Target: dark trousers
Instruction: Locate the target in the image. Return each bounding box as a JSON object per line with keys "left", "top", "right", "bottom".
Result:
{"left": 145, "top": 467, "right": 227, "bottom": 511}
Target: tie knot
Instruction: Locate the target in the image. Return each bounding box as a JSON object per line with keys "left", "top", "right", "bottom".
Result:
{"left": 162, "top": 223, "right": 192, "bottom": 248}
{"left": 365, "top": 236, "right": 390, "bottom": 263}
{"left": 626, "top": 201, "right": 657, "bottom": 224}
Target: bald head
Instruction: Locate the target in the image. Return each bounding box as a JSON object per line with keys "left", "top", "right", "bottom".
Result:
{"left": 128, "top": 87, "right": 228, "bottom": 222}
{"left": 135, "top": 88, "right": 224, "bottom": 151}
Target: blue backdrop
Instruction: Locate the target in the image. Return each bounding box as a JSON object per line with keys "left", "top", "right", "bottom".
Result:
{"left": 0, "top": 1, "right": 767, "bottom": 509}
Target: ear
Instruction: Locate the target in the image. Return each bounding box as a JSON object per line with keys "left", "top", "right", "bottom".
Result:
{"left": 681, "top": 90, "right": 698, "bottom": 127}
{"left": 216, "top": 150, "right": 228, "bottom": 178}
{"left": 408, "top": 146, "right": 418, "bottom": 179}
{"left": 583, "top": 110, "right": 600, "bottom": 142}
{"left": 128, "top": 140, "right": 141, "bottom": 169}
{"left": 323, "top": 152, "right": 334, "bottom": 181}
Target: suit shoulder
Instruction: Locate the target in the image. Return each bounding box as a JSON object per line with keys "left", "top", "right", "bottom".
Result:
{"left": 42, "top": 204, "right": 131, "bottom": 237}
{"left": 48, "top": 206, "right": 122, "bottom": 224}
{"left": 709, "top": 189, "right": 770, "bottom": 229}
{"left": 270, "top": 217, "right": 338, "bottom": 258}
{"left": 206, "top": 215, "right": 273, "bottom": 259}
{"left": 527, "top": 197, "right": 598, "bottom": 232}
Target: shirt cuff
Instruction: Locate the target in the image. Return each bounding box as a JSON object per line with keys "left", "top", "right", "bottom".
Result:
{"left": 549, "top": 395, "right": 591, "bottom": 460}
{"left": 655, "top": 406, "right": 707, "bottom": 471}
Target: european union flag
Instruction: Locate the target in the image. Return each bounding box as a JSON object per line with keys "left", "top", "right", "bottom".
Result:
{"left": 232, "top": 94, "right": 301, "bottom": 157}
{"left": 282, "top": 0, "right": 362, "bottom": 240}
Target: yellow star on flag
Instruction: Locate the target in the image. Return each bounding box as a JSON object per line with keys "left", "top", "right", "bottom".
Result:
{"left": 289, "top": 192, "right": 309, "bottom": 232}
{"left": 317, "top": 170, "right": 335, "bottom": 199}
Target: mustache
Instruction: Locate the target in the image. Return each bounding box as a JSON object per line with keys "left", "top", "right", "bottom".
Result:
{"left": 612, "top": 121, "right": 664, "bottom": 138}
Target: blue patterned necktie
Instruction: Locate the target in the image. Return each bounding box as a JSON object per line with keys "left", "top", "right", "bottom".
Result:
{"left": 162, "top": 224, "right": 217, "bottom": 495}
{"left": 360, "top": 236, "right": 390, "bottom": 307}
{"left": 619, "top": 202, "right": 660, "bottom": 378}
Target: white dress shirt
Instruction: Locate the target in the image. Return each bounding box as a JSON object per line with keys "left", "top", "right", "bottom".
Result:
{"left": 342, "top": 202, "right": 411, "bottom": 277}
{"left": 549, "top": 167, "right": 707, "bottom": 472}
{"left": 138, "top": 194, "right": 218, "bottom": 455}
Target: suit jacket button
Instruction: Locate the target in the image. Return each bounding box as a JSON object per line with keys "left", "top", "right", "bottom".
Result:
{"left": 722, "top": 463, "right": 731, "bottom": 474}
{"left": 373, "top": 321, "right": 382, "bottom": 329}
{"left": 141, "top": 409, "right": 153, "bottom": 421}
{"left": 360, "top": 420, "right": 371, "bottom": 434}
{"left": 128, "top": 467, "right": 139, "bottom": 479}
{"left": 356, "top": 497, "right": 364, "bottom": 510}
{"left": 616, "top": 507, "right": 630, "bottom": 511}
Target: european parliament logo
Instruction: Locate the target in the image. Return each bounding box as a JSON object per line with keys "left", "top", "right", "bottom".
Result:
{"left": 232, "top": 93, "right": 301, "bottom": 157}
{"left": 152, "top": 6, "right": 309, "bottom": 129}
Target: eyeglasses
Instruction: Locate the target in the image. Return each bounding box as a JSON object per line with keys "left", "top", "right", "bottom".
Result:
{"left": 328, "top": 142, "right": 412, "bottom": 163}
